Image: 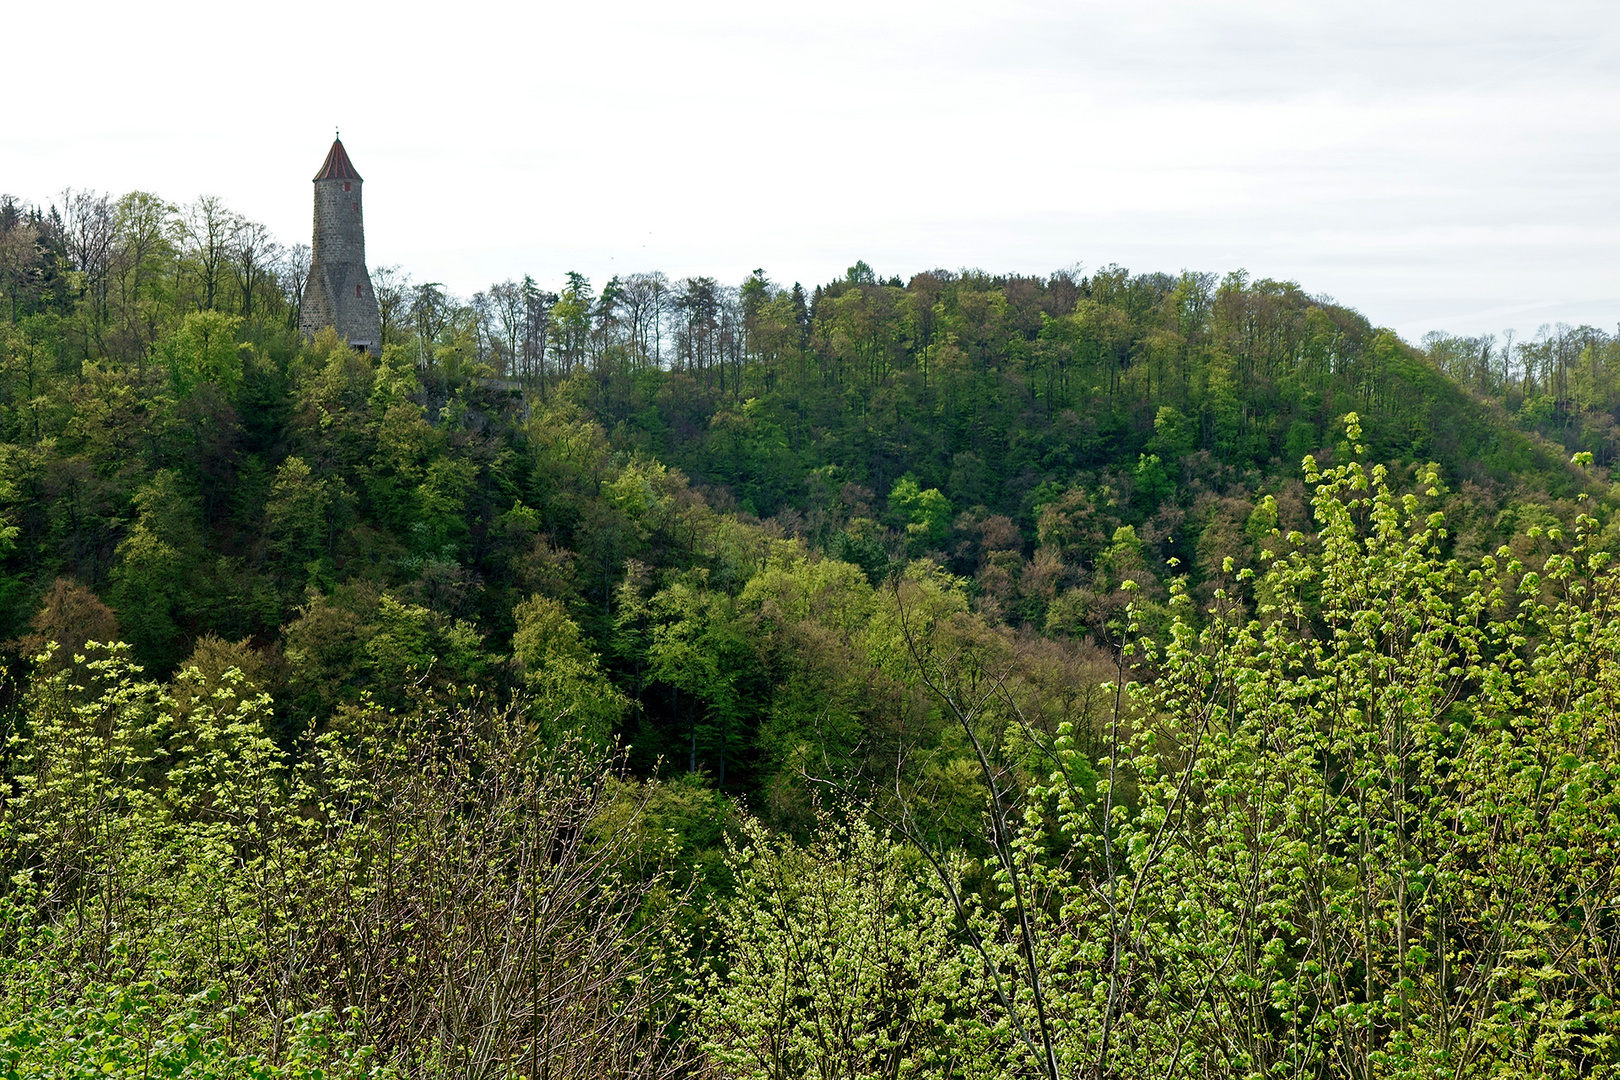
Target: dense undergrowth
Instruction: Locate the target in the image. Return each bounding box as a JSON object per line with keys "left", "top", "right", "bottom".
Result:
{"left": 3, "top": 434, "right": 1618, "bottom": 1077}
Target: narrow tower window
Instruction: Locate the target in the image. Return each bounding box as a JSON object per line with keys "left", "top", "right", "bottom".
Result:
{"left": 353, "top": 202, "right": 359, "bottom": 211}
{"left": 343, "top": 182, "right": 351, "bottom": 192}
{"left": 356, "top": 285, "right": 363, "bottom": 297}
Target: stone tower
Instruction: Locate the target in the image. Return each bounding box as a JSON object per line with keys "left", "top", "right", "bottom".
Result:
{"left": 299, "top": 136, "right": 382, "bottom": 353}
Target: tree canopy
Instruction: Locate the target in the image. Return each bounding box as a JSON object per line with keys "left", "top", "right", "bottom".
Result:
{"left": 2, "top": 185, "right": 1618, "bottom": 1077}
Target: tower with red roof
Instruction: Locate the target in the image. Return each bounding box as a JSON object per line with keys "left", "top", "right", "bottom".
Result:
{"left": 299, "top": 135, "right": 381, "bottom": 353}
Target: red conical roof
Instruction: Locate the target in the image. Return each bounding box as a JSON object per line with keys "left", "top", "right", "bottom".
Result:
{"left": 313, "top": 138, "right": 362, "bottom": 182}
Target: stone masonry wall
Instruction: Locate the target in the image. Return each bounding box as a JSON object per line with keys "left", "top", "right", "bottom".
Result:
{"left": 299, "top": 176, "right": 381, "bottom": 352}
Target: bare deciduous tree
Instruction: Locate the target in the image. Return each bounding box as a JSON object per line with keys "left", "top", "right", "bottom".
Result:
{"left": 522, "top": 275, "right": 555, "bottom": 387}
{"left": 57, "top": 188, "right": 116, "bottom": 347}
{"left": 622, "top": 271, "right": 668, "bottom": 371}
{"left": 371, "top": 263, "right": 409, "bottom": 347}
{"left": 231, "top": 219, "right": 278, "bottom": 319}
{"left": 176, "top": 195, "right": 240, "bottom": 312}
{"left": 279, "top": 242, "right": 311, "bottom": 330}
{"left": 263, "top": 707, "right": 691, "bottom": 1079}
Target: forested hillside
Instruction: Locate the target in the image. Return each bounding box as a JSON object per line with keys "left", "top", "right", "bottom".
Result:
{"left": 2, "top": 189, "right": 1619, "bottom": 1078}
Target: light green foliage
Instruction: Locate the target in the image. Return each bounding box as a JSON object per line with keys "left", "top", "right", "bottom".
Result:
{"left": 413, "top": 455, "right": 476, "bottom": 556}
{"left": 107, "top": 471, "right": 206, "bottom": 668}
{"left": 605, "top": 456, "right": 677, "bottom": 540}
{"left": 0, "top": 443, "right": 20, "bottom": 562}
{"left": 1241, "top": 491, "right": 1278, "bottom": 542}
{"left": 524, "top": 399, "right": 611, "bottom": 498}
{"left": 739, "top": 548, "right": 875, "bottom": 635}
{"left": 693, "top": 815, "right": 983, "bottom": 1080}
{"left": 281, "top": 588, "right": 491, "bottom": 715}
{"left": 511, "top": 593, "right": 626, "bottom": 740}
{"left": 981, "top": 420, "right": 1620, "bottom": 1078}
{"left": 160, "top": 309, "right": 244, "bottom": 396}
{"left": 263, "top": 456, "right": 331, "bottom": 574}
{"left": 692, "top": 419, "right": 1620, "bottom": 1079}
{"left": 1148, "top": 404, "right": 1195, "bottom": 458}
{"left": 735, "top": 550, "right": 878, "bottom": 822}
{"left": 550, "top": 271, "right": 593, "bottom": 373}
{"left": 364, "top": 594, "right": 484, "bottom": 688}
{"left": 7, "top": 180, "right": 1620, "bottom": 1077}
{"left": 363, "top": 400, "right": 473, "bottom": 555}
{"left": 1131, "top": 452, "right": 1171, "bottom": 506}
{"left": 1, "top": 645, "right": 686, "bottom": 1077}
{"left": 888, "top": 476, "right": 952, "bottom": 551}
{"left": 367, "top": 344, "right": 420, "bottom": 411}
{"left": 648, "top": 575, "right": 752, "bottom": 781}
{"left": 6, "top": 644, "right": 165, "bottom": 959}
{"left": 0, "top": 978, "right": 388, "bottom": 1079}
{"left": 862, "top": 560, "right": 970, "bottom": 679}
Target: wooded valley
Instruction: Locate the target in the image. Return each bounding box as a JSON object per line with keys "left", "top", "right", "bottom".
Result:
{"left": 1, "top": 189, "right": 1617, "bottom": 1078}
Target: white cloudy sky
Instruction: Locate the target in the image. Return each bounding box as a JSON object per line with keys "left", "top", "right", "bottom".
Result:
{"left": 6, "top": 0, "right": 1619, "bottom": 343}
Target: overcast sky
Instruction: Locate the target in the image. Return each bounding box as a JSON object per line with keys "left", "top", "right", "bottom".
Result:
{"left": 6, "top": 0, "right": 1619, "bottom": 344}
